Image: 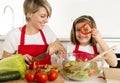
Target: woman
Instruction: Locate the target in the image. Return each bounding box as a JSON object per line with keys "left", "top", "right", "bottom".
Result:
{"left": 2, "top": 0, "right": 66, "bottom": 69}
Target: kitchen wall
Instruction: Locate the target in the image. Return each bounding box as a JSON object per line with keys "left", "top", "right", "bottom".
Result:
{"left": 0, "top": 0, "right": 120, "bottom": 64}
{"left": 0, "top": 0, "right": 120, "bottom": 38}
{"left": 0, "top": 0, "right": 25, "bottom": 35}
{"left": 48, "top": 0, "right": 120, "bottom": 39}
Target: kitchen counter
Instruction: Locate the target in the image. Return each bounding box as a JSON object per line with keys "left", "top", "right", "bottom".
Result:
{"left": 3, "top": 68, "right": 120, "bottom": 83}
{"left": 2, "top": 73, "right": 106, "bottom": 83}
{"left": 65, "top": 75, "right": 106, "bottom": 83}
{"left": 2, "top": 75, "right": 64, "bottom": 83}
{"left": 65, "top": 72, "right": 106, "bottom": 83}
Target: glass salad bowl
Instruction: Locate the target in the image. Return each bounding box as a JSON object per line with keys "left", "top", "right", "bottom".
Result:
{"left": 57, "top": 53, "right": 104, "bottom": 81}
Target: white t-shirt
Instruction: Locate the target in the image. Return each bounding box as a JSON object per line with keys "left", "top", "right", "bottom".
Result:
{"left": 3, "top": 25, "right": 57, "bottom": 54}
{"left": 66, "top": 42, "right": 102, "bottom": 54}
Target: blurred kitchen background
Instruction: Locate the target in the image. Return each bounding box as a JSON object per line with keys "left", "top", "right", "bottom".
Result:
{"left": 0, "top": 0, "right": 120, "bottom": 67}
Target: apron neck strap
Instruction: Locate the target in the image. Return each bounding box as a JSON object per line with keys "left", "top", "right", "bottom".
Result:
{"left": 20, "top": 25, "right": 47, "bottom": 45}
{"left": 93, "top": 45, "right": 99, "bottom": 54}
{"left": 74, "top": 44, "right": 98, "bottom": 54}
{"left": 20, "top": 25, "right": 26, "bottom": 45}
{"left": 39, "top": 29, "right": 47, "bottom": 45}
{"left": 74, "top": 43, "right": 79, "bottom": 51}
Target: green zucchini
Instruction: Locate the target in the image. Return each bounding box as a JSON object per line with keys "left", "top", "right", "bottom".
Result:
{"left": 0, "top": 71, "right": 20, "bottom": 82}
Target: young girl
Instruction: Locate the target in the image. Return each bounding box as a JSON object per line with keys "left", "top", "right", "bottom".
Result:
{"left": 66, "top": 15, "right": 117, "bottom": 67}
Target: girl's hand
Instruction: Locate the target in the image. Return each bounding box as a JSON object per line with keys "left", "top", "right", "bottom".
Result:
{"left": 91, "top": 28, "right": 102, "bottom": 41}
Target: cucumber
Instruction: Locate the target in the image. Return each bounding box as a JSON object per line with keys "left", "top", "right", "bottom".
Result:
{"left": 0, "top": 71, "right": 20, "bottom": 82}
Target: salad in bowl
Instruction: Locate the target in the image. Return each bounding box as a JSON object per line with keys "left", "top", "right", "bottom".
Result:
{"left": 59, "top": 53, "right": 104, "bottom": 81}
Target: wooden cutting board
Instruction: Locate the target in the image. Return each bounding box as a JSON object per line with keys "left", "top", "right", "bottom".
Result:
{"left": 103, "top": 68, "right": 120, "bottom": 83}
{"left": 1, "top": 75, "right": 64, "bottom": 83}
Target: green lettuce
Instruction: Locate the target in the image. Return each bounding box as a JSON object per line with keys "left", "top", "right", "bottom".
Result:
{"left": 0, "top": 54, "right": 26, "bottom": 79}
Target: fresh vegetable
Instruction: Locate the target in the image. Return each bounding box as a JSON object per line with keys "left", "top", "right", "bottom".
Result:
{"left": 88, "top": 69, "right": 96, "bottom": 77}
{"left": 25, "top": 70, "right": 36, "bottom": 82}
{"left": 0, "top": 71, "right": 20, "bottom": 82}
{"left": 64, "top": 61, "right": 77, "bottom": 67}
{"left": 29, "top": 61, "right": 40, "bottom": 70}
{"left": 62, "top": 61, "right": 100, "bottom": 81}
{"left": 0, "top": 54, "right": 26, "bottom": 79}
{"left": 36, "top": 72, "right": 48, "bottom": 83}
{"left": 25, "top": 65, "right": 59, "bottom": 83}
{"left": 48, "top": 69, "right": 58, "bottom": 81}
{"left": 80, "top": 23, "right": 92, "bottom": 35}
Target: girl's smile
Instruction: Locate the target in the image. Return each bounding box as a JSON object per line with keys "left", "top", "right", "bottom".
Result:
{"left": 75, "top": 22, "right": 91, "bottom": 45}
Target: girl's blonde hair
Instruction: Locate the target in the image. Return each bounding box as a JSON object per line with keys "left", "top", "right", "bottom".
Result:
{"left": 23, "top": 0, "right": 52, "bottom": 21}
{"left": 70, "top": 15, "right": 97, "bottom": 45}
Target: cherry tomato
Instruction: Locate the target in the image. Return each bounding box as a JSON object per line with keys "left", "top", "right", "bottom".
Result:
{"left": 93, "top": 62, "right": 97, "bottom": 69}
{"left": 88, "top": 69, "right": 96, "bottom": 77}
{"left": 48, "top": 69, "right": 58, "bottom": 81}
{"left": 80, "top": 23, "right": 92, "bottom": 35}
{"left": 36, "top": 72, "right": 48, "bottom": 83}
{"left": 25, "top": 70, "right": 36, "bottom": 82}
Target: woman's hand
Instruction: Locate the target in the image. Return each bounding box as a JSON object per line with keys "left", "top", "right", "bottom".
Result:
{"left": 23, "top": 54, "right": 33, "bottom": 69}
{"left": 48, "top": 39, "right": 66, "bottom": 56}
{"left": 91, "top": 28, "right": 102, "bottom": 41}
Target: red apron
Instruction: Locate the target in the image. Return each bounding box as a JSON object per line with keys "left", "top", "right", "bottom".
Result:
{"left": 18, "top": 25, "right": 51, "bottom": 68}
{"left": 73, "top": 44, "right": 99, "bottom": 62}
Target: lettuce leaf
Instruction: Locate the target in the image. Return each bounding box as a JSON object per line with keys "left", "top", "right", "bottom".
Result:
{"left": 0, "top": 54, "right": 26, "bottom": 79}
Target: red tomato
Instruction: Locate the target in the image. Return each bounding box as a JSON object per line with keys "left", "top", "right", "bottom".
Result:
{"left": 36, "top": 72, "right": 48, "bottom": 83}
{"left": 25, "top": 70, "right": 36, "bottom": 82}
{"left": 93, "top": 62, "right": 97, "bottom": 69}
{"left": 48, "top": 69, "right": 58, "bottom": 81}
{"left": 88, "top": 69, "right": 96, "bottom": 77}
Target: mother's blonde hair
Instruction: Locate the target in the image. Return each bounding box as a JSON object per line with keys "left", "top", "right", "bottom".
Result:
{"left": 23, "top": 0, "right": 52, "bottom": 21}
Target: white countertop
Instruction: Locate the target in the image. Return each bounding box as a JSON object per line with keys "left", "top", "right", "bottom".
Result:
{"left": 65, "top": 78, "right": 105, "bottom": 83}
